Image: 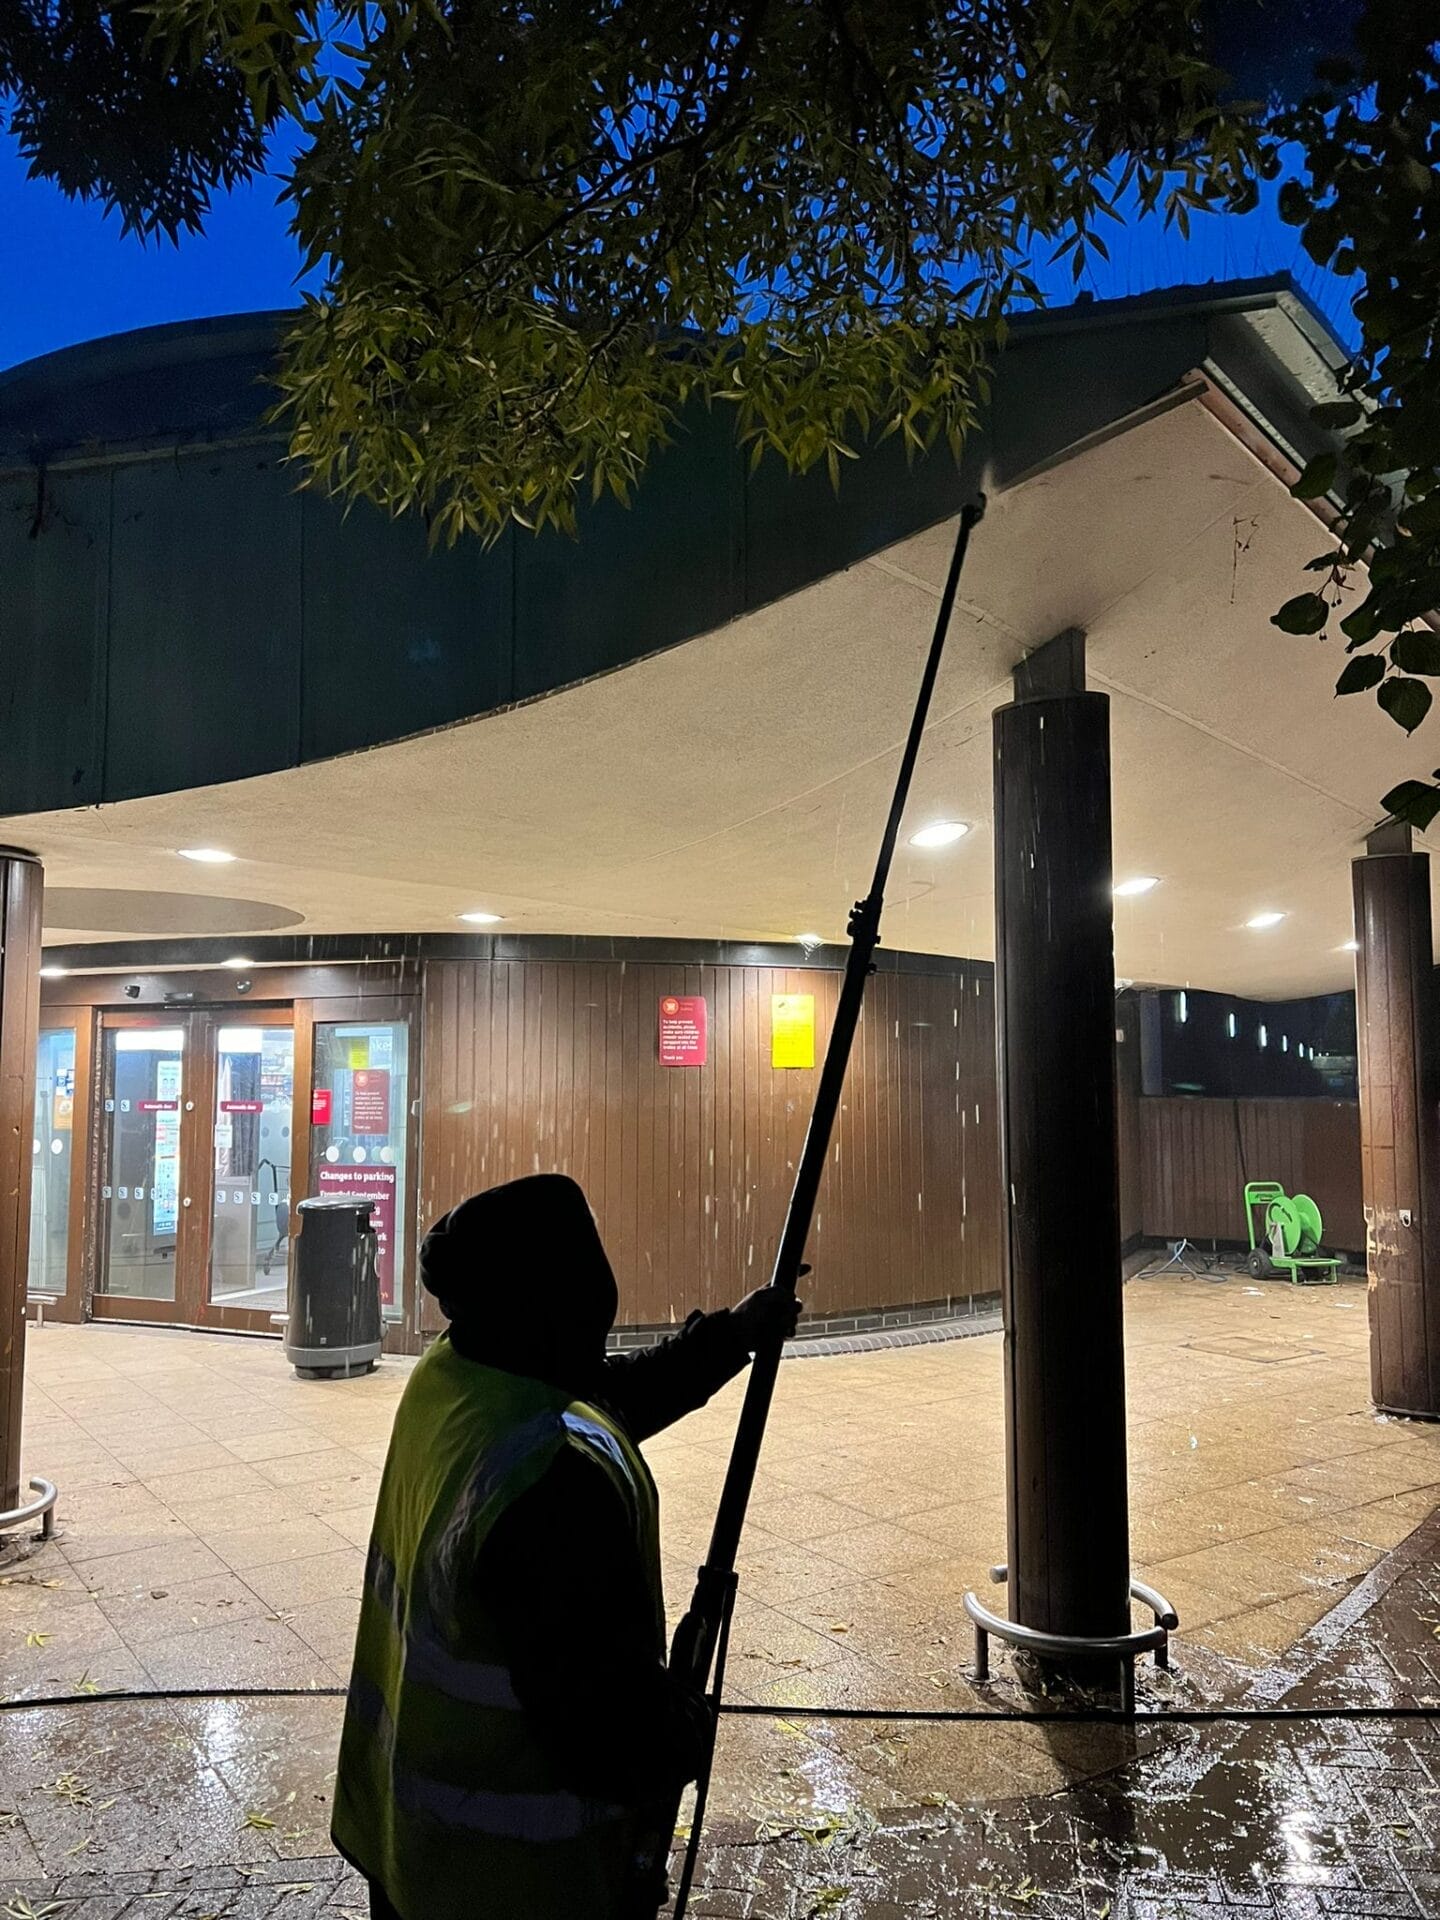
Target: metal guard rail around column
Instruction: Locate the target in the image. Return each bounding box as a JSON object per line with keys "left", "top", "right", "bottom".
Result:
{"left": 964, "top": 1564, "right": 1179, "bottom": 1717}
{"left": 0, "top": 1477, "right": 58, "bottom": 1543}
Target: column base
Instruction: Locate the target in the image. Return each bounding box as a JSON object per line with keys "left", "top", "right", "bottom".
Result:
{"left": 0, "top": 1475, "right": 57, "bottom": 1546}
{"left": 964, "top": 1563, "right": 1178, "bottom": 1717}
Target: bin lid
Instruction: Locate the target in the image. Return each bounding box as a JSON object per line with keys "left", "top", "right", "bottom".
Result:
{"left": 297, "top": 1193, "right": 376, "bottom": 1216}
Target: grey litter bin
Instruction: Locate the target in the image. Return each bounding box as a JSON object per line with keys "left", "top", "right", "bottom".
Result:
{"left": 285, "top": 1194, "right": 383, "bottom": 1379}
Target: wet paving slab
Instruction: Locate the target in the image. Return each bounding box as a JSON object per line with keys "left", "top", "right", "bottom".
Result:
{"left": 0, "top": 1515, "right": 1436, "bottom": 1916}
{"left": 680, "top": 1507, "right": 1440, "bottom": 1918}
{"left": 3, "top": 1293, "right": 1438, "bottom": 1915}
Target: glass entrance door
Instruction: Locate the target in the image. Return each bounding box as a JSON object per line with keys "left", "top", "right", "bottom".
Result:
{"left": 96, "top": 1023, "right": 189, "bottom": 1312}
{"left": 208, "top": 1021, "right": 294, "bottom": 1322}
{"left": 93, "top": 1009, "right": 296, "bottom": 1331}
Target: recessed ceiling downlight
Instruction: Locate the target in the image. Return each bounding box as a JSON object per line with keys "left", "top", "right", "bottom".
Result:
{"left": 458, "top": 910, "right": 504, "bottom": 925}
{"left": 1114, "top": 876, "right": 1160, "bottom": 897}
{"left": 177, "top": 848, "right": 237, "bottom": 864}
{"left": 1246, "top": 911, "right": 1286, "bottom": 930}
{"left": 908, "top": 821, "right": 970, "bottom": 849}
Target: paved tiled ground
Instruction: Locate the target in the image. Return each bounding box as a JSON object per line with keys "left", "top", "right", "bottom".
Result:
{"left": 2, "top": 1272, "right": 1438, "bottom": 1913}
{"left": 682, "top": 1508, "right": 1440, "bottom": 1918}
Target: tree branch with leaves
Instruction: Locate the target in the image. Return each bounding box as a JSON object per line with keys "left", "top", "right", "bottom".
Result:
{"left": 4, "top": 2, "right": 1437, "bottom": 825}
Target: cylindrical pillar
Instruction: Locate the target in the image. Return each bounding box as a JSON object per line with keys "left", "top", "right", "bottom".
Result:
{"left": 0, "top": 849, "right": 43, "bottom": 1514}
{"left": 1353, "top": 846, "right": 1440, "bottom": 1419}
{"left": 994, "top": 686, "right": 1129, "bottom": 1641}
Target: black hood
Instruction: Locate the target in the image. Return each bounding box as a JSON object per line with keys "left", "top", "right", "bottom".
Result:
{"left": 420, "top": 1173, "right": 618, "bottom": 1390}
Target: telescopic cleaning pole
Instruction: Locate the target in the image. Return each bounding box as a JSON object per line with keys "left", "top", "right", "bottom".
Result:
{"left": 657, "top": 493, "right": 986, "bottom": 1920}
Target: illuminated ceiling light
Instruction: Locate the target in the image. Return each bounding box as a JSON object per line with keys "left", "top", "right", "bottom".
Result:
{"left": 908, "top": 820, "right": 970, "bottom": 850}
{"left": 1114, "top": 875, "right": 1160, "bottom": 897}
{"left": 1227, "top": 1013, "right": 1238, "bottom": 1039}
{"left": 457, "top": 910, "right": 504, "bottom": 925}
{"left": 1246, "top": 911, "right": 1285, "bottom": 930}
{"left": 1258, "top": 1025, "right": 1268, "bottom": 1048}
{"left": 222, "top": 956, "right": 252, "bottom": 970}
{"left": 1340, "top": 939, "right": 1359, "bottom": 953}
{"left": 38, "top": 965, "right": 66, "bottom": 979}
{"left": 796, "top": 933, "right": 824, "bottom": 953}
{"left": 1176, "top": 991, "right": 1188, "bottom": 1024}
{"left": 177, "top": 847, "right": 237, "bottom": 864}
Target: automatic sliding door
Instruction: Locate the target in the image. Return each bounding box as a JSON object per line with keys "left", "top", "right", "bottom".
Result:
{"left": 95, "top": 1025, "right": 187, "bottom": 1307}
{"left": 208, "top": 1022, "right": 294, "bottom": 1320}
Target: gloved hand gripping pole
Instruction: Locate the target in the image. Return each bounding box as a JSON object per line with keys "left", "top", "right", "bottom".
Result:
{"left": 660, "top": 495, "right": 987, "bottom": 1919}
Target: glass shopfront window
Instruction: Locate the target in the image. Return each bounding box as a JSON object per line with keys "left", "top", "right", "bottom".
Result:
{"left": 29, "top": 1028, "right": 76, "bottom": 1296}
{"left": 310, "top": 1020, "right": 410, "bottom": 1318}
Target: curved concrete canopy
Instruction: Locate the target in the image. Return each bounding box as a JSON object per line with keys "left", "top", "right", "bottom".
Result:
{"left": 0, "top": 278, "right": 1348, "bottom": 816}
{"left": 8, "top": 379, "right": 1431, "bottom": 1002}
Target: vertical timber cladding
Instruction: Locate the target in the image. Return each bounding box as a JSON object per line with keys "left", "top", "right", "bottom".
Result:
{"left": 420, "top": 957, "right": 1002, "bottom": 1327}
{"left": 1138, "top": 1097, "right": 1364, "bottom": 1253}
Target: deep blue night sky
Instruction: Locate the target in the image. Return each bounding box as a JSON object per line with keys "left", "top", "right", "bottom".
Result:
{"left": 0, "top": 133, "right": 1359, "bottom": 373}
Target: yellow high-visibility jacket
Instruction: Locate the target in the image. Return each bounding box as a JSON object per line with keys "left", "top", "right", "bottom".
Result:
{"left": 332, "top": 1336, "right": 666, "bottom": 1920}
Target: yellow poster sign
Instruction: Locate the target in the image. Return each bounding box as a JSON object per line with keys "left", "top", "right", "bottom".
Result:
{"left": 771, "top": 993, "right": 815, "bottom": 1069}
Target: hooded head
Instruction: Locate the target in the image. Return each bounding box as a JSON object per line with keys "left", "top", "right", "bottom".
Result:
{"left": 420, "top": 1173, "right": 618, "bottom": 1389}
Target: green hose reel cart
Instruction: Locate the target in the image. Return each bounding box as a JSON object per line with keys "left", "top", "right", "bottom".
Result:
{"left": 1242, "top": 1181, "right": 1342, "bottom": 1284}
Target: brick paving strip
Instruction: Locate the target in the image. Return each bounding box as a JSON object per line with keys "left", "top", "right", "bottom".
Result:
{"left": 682, "top": 1507, "right": 1440, "bottom": 1919}
{"left": 2, "top": 1512, "right": 1437, "bottom": 1917}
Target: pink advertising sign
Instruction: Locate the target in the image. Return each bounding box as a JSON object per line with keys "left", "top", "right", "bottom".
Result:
{"left": 658, "top": 995, "right": 708, "bottom": 1067}
{"left": 317, "top": 1164, "right": 398, "bottom": 1305}
{"left": 351, "top": 1068, "right": 391, "bottom": 1136}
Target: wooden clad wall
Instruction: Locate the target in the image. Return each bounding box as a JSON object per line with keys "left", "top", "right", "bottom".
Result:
{"left": 1139, "top": 1097, "right": 1363, "bottom": 1253}
{"left": 420, "top": 958, "right": 1001, "bottom": 1327}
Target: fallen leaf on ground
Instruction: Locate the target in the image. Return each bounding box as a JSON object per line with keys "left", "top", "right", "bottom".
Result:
{"left": 241, "top": 1809, "right": 277, "bottom": 1831}
{"left": 4, "top": 1900, "right": 63, "bottom": 1918}
{"left": 23, "top": 1629, "right": 52, "bottom": 1648}
{"left": 42, "top": 1771, "right": 91, "bottom": 1806}
{"left": 806, "top": 1891, "right": 848, "bottom": 1917}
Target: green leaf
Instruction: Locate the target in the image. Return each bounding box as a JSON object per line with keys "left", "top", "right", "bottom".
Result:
{"left": 1277, "top": 180, "right": 1310, "bottom": 226}
{"left": 1340, "top": 604, "right": 1384, "bottom": 647}
{"left": 1335, "top": 655, "right": 1385, "bottom": 695}
{"left": 1401, "top": 492, "right": 1440, "bottom": 539}
{"left": 1378, "top": 677, "right": 1433, "bottom": 735}
{"left": 1310, "top": 399, "right": 1362, "bottom": 430}
{"left": 1391, "top": 631, "right": 1440, "bottom": 677}
{"left": 1291, "top": 453, "right": 1338, "bottom": 501}
{"left": 1271, "top": 593, "right": 1330, "bottom": 635}
{"left": 1381, "top": 780, "right": 1440, "bottom": 831}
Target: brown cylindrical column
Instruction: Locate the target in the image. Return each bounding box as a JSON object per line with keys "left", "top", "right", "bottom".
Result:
{"left": 1353, "top": 838, "right": 1440, "bottom": 1419}
{"left": 0, "top": 849, "right": 43, "bottom": 1513}
{"left": 994, "top": 641, "right": 1129, "bottom": 1643}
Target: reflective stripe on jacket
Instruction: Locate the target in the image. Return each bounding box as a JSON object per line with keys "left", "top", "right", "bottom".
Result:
{"left": 331, "top": 1336, "right": 665, "bottom": 1920}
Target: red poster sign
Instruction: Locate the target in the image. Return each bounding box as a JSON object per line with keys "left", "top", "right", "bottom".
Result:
{"left": 221, "top": 1099, "right": 263, "bottom": 1114}
{"left": 138, "top": 1099, "right": 179, "bottom": 1112}
{"left": 311, "top": 1087, "right": 333, "bottom": 1126}
{"left": 317, "top": 1164, "right": 398, "bottom": 1305}
{"left": 658, "top": 995, "right": 708, "bottom": 1067}
{"left": 351, "top": 1068, "right": 391, "bottom": 1136}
